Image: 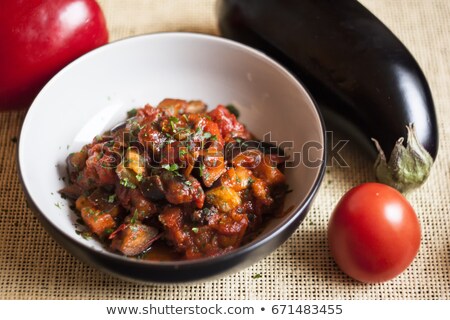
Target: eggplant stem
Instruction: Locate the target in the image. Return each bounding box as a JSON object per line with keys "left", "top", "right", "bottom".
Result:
{"left": 372, "top": 123, "right": 433, "bottom": 193}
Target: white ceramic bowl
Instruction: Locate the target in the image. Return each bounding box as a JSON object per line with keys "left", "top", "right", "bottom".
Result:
{"left": 18, "top": 33, "right": 325, "bottom": 283}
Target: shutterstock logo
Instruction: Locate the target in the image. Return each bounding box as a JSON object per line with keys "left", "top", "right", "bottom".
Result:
{"left": 259, "top": 131, "right": 348, "bottom": 169}
{"left": 97, "top": 130, "right": 348, "bottom": 170}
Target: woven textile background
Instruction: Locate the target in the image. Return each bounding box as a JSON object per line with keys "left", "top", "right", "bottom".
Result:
{"left": 1, "top": 0, "right": 449, "bottom": 299}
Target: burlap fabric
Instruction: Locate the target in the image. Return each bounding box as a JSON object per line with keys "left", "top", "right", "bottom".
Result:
{"left": 1, "top": 0, "right": 449, "bottom": 299}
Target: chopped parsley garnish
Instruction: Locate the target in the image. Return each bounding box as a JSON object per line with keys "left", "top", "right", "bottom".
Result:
{"left": 191, "top": 227, "right": 199, "bottom": 234}
{"left": 251, "top": 273, "right": 262, "bottom": 279}
{"left": 104, "top": 228, "right": 114, "bottom": 235}
{"left": 226, "top": 104, "right": 240, "bottom": 118}
{"left": 136, "top": 173, "right": 143, "bottom": 182}
{"left": 179, "top": 149, "right": 188, "bottom": 157}
{"left": 169, "top": 116, "right": 179, "bottom": 123}
{"left": 75, "top": 230, "right": 93, "bottom": 240}
{"left": 108, "top": 194, "right": 116, "bottom": 203}
{"left": 162, "top": 163, "right": 179, "bottom": 172}
{"left": 120, "top": 178, "right": 137, "bottom": 189}
{"left": 169, "top": 116, "right": 179, "bottom": 132}
{"left": 130, "top": 210, "right": 139, "bottom": 224}
{"left": 127, "top": 108, "right": 138, "bottom": 118}
{"left": 199, "top": 163, "right": 206, "bottom": 177}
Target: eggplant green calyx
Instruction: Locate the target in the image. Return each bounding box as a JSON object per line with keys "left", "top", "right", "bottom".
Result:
{"left": 372, "top": 124, "right": 433, "bottom": 193}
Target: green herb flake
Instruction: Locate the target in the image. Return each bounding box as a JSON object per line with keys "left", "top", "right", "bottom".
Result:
{"left": 210, "top": 135, "right": 218, "bottom": 141}
{"left": 75, "top": 230, "right": 92, "bottom": 240}
{"left": 169, "top": 116, "right": 179, "bottom": 124}
{"left": 162, "top": 163, "right": 179, "bottom": 172}
{"left": 226, "top": 104, "right": 240, "bottom": 118}
{"left": 108, "top": 194, "right": 116, "bottom": 203}
{"left": 169, "top": 116, "right": 179, "bottom": 132}
{"left": 104, "top": 228, "right": 114, "bottom": 235}
{"left": 203, "top": 132, "right": 212, "bottom": 140}
{"left": 184, "top": 180, "right": 192, "bottom": 186}
{"left": 191, "top": 227, "right": 199, "bottom": 234}
{"left": 54, "top": 202, "right": 62, "bottom": 209}
{"left": 251, "top": 273, "right": 262, "bottom": 279}
{"left": 127, "top": 108, "right": 138, "bottom": 118}
{"left": 136, "top": 173, "right": 143, "bottom": 182}
{"left": 120, "top": 178, "right": 137, "bottom": 189}
{"left": 199, "top": 163, "right": 205, "bottom": 177}
{"left": 130, "top": 210, "right": 139, "bottom": 224}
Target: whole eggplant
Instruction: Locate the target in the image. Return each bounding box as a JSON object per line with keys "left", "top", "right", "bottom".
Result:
{"left": 218, "top": 0, "right": 438, "bottom": 192}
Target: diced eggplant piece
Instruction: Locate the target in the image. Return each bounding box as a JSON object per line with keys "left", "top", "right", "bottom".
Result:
{"left": 116, "top": 163, "right": 139, "bottom": 189}
{"left": 251, "top": 178, "right": 273, "bottom": 206}
{"left": 160, "top": 171, "right": 205, "bottom": 208}
{"left": 87, "top": 188, "right": 121, "bottom": 217}
{"left": 140, "top": 175, "right": 165, "bottom": 201}
{"left": 224, "top": 140, "right": 286, "bottom": 163}
{"left": 232, "top": 149, "right": 263, "bottom": 169}
{"left": 66, "top": 151, "right": 88, "bottom": 176}
{"left": 186, "top": 100, "right": 207, "bottom": 114}
{"left": 157, "top": 98, "right": 188, "bottom": 116}
{"left": 76, "top": 195, "right": 116, "bottom": 237}
{"left": 110, "top": 222, "right": 160, "bottom": 256}
{"left": 157, "top": 98, "right": 207, "bottom": 116}
{"left": 206, "top": 186, "right": 241, "bottom": 212}
{"left": 191, "top": 206, "right": 218, "bottom": 224}
{"left": 125, "top": 148, "right": 145, "bottom": 176}
{"left": 253, "top": 155, "right": 286, "bottom": 186}
{"left": 208, "top": 210, "right": 249, "bottom": 247}
{"left": 81, "top": 209, "right": 116, "bottom": 238}
{"left": 130, "top": 191, "right": 157, "bottom": 220}
{"left": 220, "top": 167, "right": 253, "bottom": 191}
{"left": 59, "top": 184, "right": 84, "bottom": 200}
{"left": 201, "top": 146, "right": 226, "bottom": 187}
{"left": 158, "top": 206, "right": 188, "bottom": 250}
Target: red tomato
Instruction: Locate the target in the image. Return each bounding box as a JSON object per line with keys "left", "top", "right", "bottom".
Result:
{"left": 0, "top": 0, "right": 108, "bottom": 111}
{"left": 328, "top": 182, "right": 421, "bottom": 283}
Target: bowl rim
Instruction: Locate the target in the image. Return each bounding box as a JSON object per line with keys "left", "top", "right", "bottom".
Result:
{"left": 18, "top": 32, "right": 327, "bottom": 270}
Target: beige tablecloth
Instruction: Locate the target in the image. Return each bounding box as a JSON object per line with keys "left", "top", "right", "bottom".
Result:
{"left": 1, "top": 0, "right": 449, "bottom": 299}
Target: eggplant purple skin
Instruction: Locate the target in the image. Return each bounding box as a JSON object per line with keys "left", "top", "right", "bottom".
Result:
{"left": 217, "top": 0, "right": 438, "bottom": 160}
